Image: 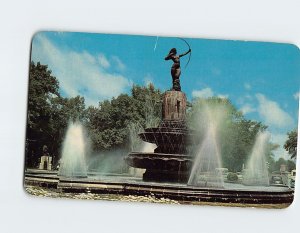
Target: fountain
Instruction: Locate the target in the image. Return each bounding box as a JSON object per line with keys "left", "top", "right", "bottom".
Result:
{"left": 188, "top": 123, "right": 224, "bottom": 188}
{"left": 58, "top": 121, "right": 88, "bottom": 178}
{"left": 187, "top": 102, "right": 226, "bottom": 188}
{"left": 243, "top": 131, "right": 270, "bottom": 186}
{"left": 125, "top": 91, "right": 197, "bottom": 183}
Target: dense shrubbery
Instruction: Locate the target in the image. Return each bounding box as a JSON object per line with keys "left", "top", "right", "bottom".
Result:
{"left": 284, "top": 130, "right": 297, "bottom": 159}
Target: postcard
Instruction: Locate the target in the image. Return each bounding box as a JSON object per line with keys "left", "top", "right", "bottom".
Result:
{"left": 24, "top": 31, "right": 299, "bottom": 208}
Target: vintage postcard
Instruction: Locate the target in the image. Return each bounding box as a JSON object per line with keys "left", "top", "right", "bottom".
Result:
{"left": 24, "top": 31, "right": 299, "bottom": 208}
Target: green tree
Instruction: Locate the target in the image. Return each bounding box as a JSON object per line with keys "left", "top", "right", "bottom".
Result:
{"left": 26, "top": 62, "right": 59, "bottom": 167}
{"left": 272, "top": 158, "right": 296, "bottom": 172}
{"left": 85, "top": 84, "right": 162, "bottom": 151}
{"left": 131, "top": 83, "right": 162, "bottom": 127}
{"left": 26, "top": 62, "right": 87, "bottom": 167}
{"left": 284, "top": 129, "right": 297, "bottom": 159}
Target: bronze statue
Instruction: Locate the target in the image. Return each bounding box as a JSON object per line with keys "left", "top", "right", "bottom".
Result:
{"left": 165, "top": 47, "right": 191, "bottom": 91}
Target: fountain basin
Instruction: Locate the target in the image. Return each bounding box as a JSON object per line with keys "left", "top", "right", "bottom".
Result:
{"left": 24, "top": 169, "right": 294, "bottom": 206}
{"left": 125, "top": 152, "right": 192, "bottom": 182}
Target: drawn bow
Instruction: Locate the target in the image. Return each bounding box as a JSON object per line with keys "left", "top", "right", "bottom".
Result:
{"left": 178, "top": 38, "right": 191, "bottom": 69}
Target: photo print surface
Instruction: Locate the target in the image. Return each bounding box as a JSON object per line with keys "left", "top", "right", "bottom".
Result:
{"left": 24, "top": 31, "right": 300, "bottom": 208}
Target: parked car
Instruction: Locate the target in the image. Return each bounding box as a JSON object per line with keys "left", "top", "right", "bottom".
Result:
{"left": 289, "top": 170, "right": 296, "bottom": 188}
{"left": 270, "top": 175, "right": 284, "bottom": 186}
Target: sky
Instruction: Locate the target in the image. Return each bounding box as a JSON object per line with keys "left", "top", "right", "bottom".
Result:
{"left": 31, "top": 31, "right": 300, "bottom": 160}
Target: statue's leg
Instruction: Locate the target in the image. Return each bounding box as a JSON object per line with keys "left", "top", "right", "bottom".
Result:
{"left": 171, "top": 68, "right": 176, "bottom": 90}
{"left": 173, "top": 78, "right": 181, "bottom": 91}
{"left": 171, "top": 68, "right": 181, "bottom": 91}
{"left": 175, "top": 68, "right": 181, "bottom": 79}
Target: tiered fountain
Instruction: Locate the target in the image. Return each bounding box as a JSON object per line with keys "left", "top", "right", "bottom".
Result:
{"left": 125, "top": 46, "right": 197, "bottom": 183}
{"left": 125, "top": 91, "right": 197, "bottom": 183}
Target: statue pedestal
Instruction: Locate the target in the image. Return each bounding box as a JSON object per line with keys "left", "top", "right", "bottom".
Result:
{"left": 39, "top": 156, "right": 52, "bottom": 170}
{"left": 162, "top": 91, "right": 187, "bottom": 121}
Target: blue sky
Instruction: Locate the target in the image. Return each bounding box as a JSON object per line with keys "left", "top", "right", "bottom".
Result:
{"left": 31, "top": 31, "right": 300, "bottom": 160}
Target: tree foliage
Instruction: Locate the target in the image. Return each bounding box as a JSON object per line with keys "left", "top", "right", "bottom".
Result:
{"left": 26, "top": 62, "right": 59, "bottom": 167}
{"left": 284, "top": 129, "right": 297, "bottom": 159}
{"left": 269, "top": 157, "right": 296, "bottom": 172}
{"left": 85, "top": 84, "right": 162, "bottom": 151}
{"left": 26, "top": 62, "right": 86, "bottom": 167}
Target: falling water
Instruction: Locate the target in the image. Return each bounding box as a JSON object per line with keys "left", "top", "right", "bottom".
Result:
{"left": 127, "top": 94, "right": 159, "bottom": 177}
{"left": 243, "top": 131, "right": 270, "bottom": 186}
{"left": 141, "top": 142, "right": 157, "bottom": 152}
{"left": 188, "top": 123, "right": 224, "bottom": 188}
{"left": 58, "top": 122, "right": 87, "bottom": 178}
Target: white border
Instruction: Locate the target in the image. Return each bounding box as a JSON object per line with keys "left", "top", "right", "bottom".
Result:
{"left": 1, "top": 1, "right": 300, "bottom": 233}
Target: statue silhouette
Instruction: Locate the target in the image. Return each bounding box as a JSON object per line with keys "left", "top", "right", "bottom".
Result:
{"left": 165, "top": 47, "right": 191, "bottom": 91}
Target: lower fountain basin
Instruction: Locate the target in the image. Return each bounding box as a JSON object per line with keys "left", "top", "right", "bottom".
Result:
{"left": 125, "top": 152, "right": 192, "bottom": 171}
{"left": 24, "top": 169, "right": 294, "bottom": 207}
{"left": 125, "top": 152, "right": 193, "bottom": 183}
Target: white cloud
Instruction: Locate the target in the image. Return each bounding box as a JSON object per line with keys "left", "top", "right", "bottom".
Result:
{"left": 244, "top": 83, "right": 251, "bottom": 90}
{"left": 217, "top": 94, "right": 229, "bottom": 99}
{"left": 192, "top": 87, "right": 228, "bottom": 99}
{"left": 31, "top": 34, "right": 131, "bottom": 106}
{"left": 293, "top": 91, "right": 300, "bottom": 100}
{"left": 256, "top": 93, "right": 294, "bottom": 128}
{"left": 270, "top": 133, "right": 290, "bottom": 160}
{"left": 192, "top": 88, "right": 214, "bottom": 98}
{"left": 237, "top": 94, "right": 253, "bottom": 106}
{"left": 98, "top": 54, "right": 110, "bottom": 69}
{"left": 240, "top": 104, "right": 256, "bottom": 115}
{"left": 111, "top": 55, "right": 126, "bottom": 71}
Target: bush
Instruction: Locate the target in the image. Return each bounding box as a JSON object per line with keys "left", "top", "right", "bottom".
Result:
{"left": 227, "top": 172, "right": 238, "bottom": 182}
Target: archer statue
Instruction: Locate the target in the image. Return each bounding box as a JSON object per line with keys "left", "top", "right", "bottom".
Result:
{"left": 165, "top": 44, "right": 191, "bottom": 91}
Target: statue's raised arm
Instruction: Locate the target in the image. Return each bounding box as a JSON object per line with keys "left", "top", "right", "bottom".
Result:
{"left": 179, "top": 48, "right": 191, "bottom": 58}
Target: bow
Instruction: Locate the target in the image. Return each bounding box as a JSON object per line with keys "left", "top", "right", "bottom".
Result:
{"left": 178, "top": 37, "right": 191, "bottom": 69}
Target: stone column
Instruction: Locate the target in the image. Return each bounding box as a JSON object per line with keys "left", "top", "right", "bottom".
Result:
{"left": 162, "top": 91, "right": 187, "bottom": 121}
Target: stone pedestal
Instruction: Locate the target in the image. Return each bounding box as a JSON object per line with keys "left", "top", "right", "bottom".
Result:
{"left": 39, "top": 156, "right": 52, "bottom": 170}
{"left": 162, "top": 91, "right": 187, "bottom": 121}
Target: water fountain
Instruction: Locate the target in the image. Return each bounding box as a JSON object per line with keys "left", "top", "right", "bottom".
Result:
{"left": 58, "top": 121, "right": 88, "bottom": 178}
{"left": 125, "top": 91, "right": 198, "bottom": 183}
{"left": 243, "top": 131, "right": 270, "bottom": 186}
{"left": 188, "top": 123, "right": 224, "bottom": 188}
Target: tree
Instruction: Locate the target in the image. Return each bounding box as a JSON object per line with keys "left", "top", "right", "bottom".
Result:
{"left": 26, "top": 62, "right": 87, "bottom": 167}
{"left": 26, "top": 62, "right": 59, "bottom": 167}
{"left": 272, "top": 158, "right": 296, "bottom": 172}
{"left": 131, "top": 83, "right": 162, "bottom": 127}
{"left": 284, "top": 129, "right": 297, "bottom": 159}
{"left": 85, "top": 84, "right": 162, "bottom": 152}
